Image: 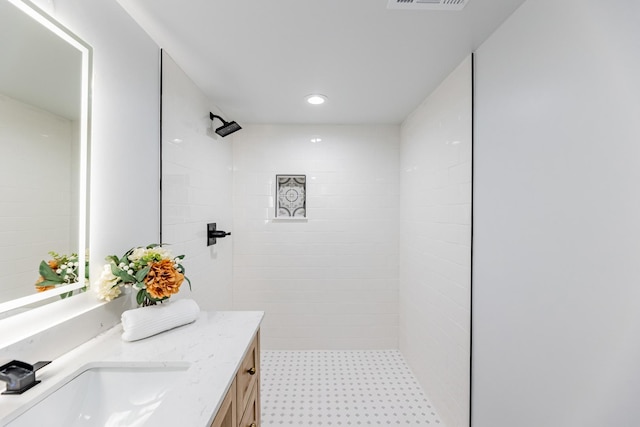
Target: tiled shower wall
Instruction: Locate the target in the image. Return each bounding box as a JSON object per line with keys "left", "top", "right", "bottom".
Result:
{"left": 232, "top": 125, "right": 400, "bottom": 349}
{"left": 399, "top": 56, "right": 472, "bottom": 427}
{"left": 161, "top": 51, "right": 234, "bottom": 310}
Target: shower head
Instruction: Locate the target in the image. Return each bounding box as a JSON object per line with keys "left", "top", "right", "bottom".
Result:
{"left": 209, "top": 112, "right": 242, "bottom": 137}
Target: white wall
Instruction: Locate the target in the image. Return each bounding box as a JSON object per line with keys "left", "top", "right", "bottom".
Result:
{"left": 0, "top": 95, "right": 73, "bottom": 301}
{"left": 0, "top": 0, "right": 161, "bottom": 359}
{"left": 161, "top": 51, "right": 234, "bottom": 310}
{"left": 399, "top": 56, "right": 472, "bottom": 427}
{"left": 473, "top": 1, "right": 640, "bottom": 426}
{"left": 47, "top": 0, "right": 161, "bottom": 281}
{"left": 232, "top": 125, "right": 400, "bottom": 349}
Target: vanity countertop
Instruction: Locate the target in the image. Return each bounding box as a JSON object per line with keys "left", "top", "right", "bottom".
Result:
{"left": 0, "top": 310, "right": 264, "bottom": 427}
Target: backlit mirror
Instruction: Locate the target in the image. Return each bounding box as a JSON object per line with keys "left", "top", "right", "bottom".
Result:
{"left": 0, "top": 0, "right": 90, "bottom": 315}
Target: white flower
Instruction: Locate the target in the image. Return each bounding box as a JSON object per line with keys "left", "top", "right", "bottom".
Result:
{"left": 128, "top": 246, "right": 173, "bottom": 262}
{"left": 127, "top": 247, "right": 146, "bottom": 262}
{"left": 127, "top": 269, "right": 134, "bottom": 275}
{"left": 95, "top": 264, "right": 122, "bottom": 302}
{"left": 155, "top": 247, "right": 172, "bottom": 259}
{"left": 56, "top": 269, "right": 62, "bottom": 274}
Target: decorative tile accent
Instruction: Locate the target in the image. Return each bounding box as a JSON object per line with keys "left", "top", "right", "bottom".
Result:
{"left": 276, "top": 175, "right": 306, "bottom": 218}
{"left": 261, "top": 350, "right": 445, "bottom": 426}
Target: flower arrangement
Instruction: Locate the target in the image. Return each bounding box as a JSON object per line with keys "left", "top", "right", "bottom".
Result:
{"left": 95, "top": 244, "right": 190, "bottom": 307}
{"left": 35, "top": 251, "right": 88, "bottom": 297}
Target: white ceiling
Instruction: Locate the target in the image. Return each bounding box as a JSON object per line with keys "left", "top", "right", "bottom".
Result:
{"left": 116, "top": 0, "right": 525, "bottom": 125}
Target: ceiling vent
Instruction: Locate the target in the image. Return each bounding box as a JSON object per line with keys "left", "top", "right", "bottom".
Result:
{"left": 387, "top": 0, "right": 469, "bottom": 11}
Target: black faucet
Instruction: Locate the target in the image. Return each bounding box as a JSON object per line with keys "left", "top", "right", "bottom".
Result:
{"left": 0, "top": 360, "right": 51, "bottom": 395}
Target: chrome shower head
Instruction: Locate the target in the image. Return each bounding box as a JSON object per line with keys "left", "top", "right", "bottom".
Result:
{"left": 209, "top": 112, "right": 242, "bottom": 137}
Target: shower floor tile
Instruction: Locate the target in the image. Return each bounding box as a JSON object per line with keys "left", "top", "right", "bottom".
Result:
{"left": 261, "top": 350, "right": 445, "bottom": 426}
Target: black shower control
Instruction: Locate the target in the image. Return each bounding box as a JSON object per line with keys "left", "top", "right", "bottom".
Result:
{"left": 207, "top": 223, "right": 231, "bottom": 246}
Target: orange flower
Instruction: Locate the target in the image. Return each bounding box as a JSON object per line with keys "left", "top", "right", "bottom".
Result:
{"left": 48, "top": 260, "right": 59, "bottom": 269}
{"left": 144, "top": 259, "right": 184, "bottom": 300}
{"left": 35, "top": 276, "right": 55, "bottom": 292}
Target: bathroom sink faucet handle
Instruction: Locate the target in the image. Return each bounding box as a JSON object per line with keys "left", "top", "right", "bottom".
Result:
{"left": 0, "top": 360, "right": 51, "bottom": 395}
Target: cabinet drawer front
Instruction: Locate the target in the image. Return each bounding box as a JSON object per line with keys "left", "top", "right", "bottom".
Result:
{"left": 238, "top": 380, "right": 258, "bottom": 427}
{"left": 237, "top": 332, "right": 260, "bottom": 419}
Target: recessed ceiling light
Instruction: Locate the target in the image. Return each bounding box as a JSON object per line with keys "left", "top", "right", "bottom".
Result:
{"left": 305, "top": 94, "right": 327, "bottom": 105}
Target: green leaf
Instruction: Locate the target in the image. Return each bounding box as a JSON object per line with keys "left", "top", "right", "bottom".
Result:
{"left": 36, "top": 280, "right": 60, "bottom": 287}
{"left": 135, "top": 265, "right": 150, "bottom": 282}
{"left": 48, "top": 250, "right": 60, "bottom": 259}
{"left": 110, "top": 264, "right": 136, "bottom": 283}
{"left": 174, "top": 254, "right": 185, "bottom": 261}
{"left": 106, "top": 255, "right": 120, "bottom": 265}
{"left": 184, "top": 276, "right": 192, "bottom": 291}
{"left": 136, "top": 289, "right": 146, "bottom": 306}
{"left": 123, "top": 247, "right": 135, "bottom": 259}
{"left": 39, "top": 261, "right": 64, "bottom": 283}
{"left": 147, "top": 243, "right": 160, "bottom": 249}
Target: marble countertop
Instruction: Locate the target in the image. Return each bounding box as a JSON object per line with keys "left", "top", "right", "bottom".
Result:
{"left": 0, "top": 310, "right": 264, "bottom": 427}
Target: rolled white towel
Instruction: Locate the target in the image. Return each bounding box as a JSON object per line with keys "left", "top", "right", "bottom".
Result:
{"left": 121, "top": 299, "right": 200, "bottom": 342}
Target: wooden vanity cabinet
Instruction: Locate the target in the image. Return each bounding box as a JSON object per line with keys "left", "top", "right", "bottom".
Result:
{"left": 210, "top": 380, "right": 237, "bottom": 427}
{"left": 237, "top": 330, "right": 260, "bottom": 426}
{"left": 210, "top": 330, "right": 260, "bottom": 427}
{"left": 238, "top": 382, "right": 258, "bottom": 427}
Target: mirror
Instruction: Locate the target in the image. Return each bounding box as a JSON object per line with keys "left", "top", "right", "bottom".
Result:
{"left": 0, "top": 0, "right": 90, "bottom": 315}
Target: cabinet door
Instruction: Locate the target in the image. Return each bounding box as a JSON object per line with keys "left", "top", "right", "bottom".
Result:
{"left": 211, "top": 380, "right": 237, "bottom": 427}
{"left": 237, "top": 331, "right": 260, "bottom": 421}
{"left": 238, "top": 380, "right": 258, "bottom": 427}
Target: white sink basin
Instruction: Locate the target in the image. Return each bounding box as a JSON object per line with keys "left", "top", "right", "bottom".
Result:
{"left": 5, "top": 362, "right": 191, "bottom": 427}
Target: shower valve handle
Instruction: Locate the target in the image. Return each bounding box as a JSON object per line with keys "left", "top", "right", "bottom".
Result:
{"left": 210, "top": 230, "right": 230, "bottom": 238}
{"left": 207, "top": 223, "right": 231, "bottom": 246}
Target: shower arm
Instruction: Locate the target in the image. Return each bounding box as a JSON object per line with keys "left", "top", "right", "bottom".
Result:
{"left": 209, "top": 113, "right": 228, "bottom": 125}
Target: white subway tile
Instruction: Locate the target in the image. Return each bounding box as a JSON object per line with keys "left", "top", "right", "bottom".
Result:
{"left": 161, "top": 54, "right": 234, "bottom": 310}
{"left": 232, "top": 125, "right": 400, "bottom": 349}
{"left": 399, "top": 56, "right": 472, "bottom": 427}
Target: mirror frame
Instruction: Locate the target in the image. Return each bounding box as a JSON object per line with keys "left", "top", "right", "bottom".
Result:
{"left": 0, "top": 0, "right": 91, "bottom": 315}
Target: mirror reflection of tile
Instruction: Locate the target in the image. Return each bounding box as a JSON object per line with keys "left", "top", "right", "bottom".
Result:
{"left": 276, "top": 175, "right": 306, "bottom": 218}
